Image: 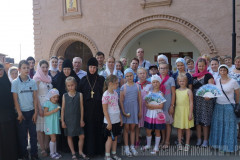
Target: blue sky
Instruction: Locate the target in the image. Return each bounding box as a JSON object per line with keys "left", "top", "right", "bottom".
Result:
{"left": 0, "top": 1, "right": 34, "bottom": 63}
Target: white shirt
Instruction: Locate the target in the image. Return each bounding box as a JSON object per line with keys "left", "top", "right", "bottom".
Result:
{"left": 76, "top": 70, "right": 87, "bottom": 79}
{"left": 102, "top": 91, "right": 121, "bottom": 124}
{"left": 216, "top": 78, "right": 239, "bottom": 104}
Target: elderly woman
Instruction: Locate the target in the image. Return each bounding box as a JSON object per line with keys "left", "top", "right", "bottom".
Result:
{"left": 79, "top": 57, "right": 105, "bottom": 156}
{"left": 209, "top": 65, "right": 239, "bottom": 152}
{"left": 0, "top": 64, "right": 18, "bottom": 160}
{"left": 192, "top": 58, "right": 215, "bottom": 147}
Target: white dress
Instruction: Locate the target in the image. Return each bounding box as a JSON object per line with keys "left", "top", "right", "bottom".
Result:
{"left": 36, "top": 81, "right": 52, "bottom": 132}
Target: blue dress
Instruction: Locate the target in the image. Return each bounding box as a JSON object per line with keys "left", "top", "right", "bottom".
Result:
{"left": 44, "top": 100, "right": 61, "bottom": 135}
{"left": 120, "top": 83, "right": 140, "bottom": 124}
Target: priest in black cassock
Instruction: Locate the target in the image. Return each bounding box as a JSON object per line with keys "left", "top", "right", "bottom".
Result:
{"left": 0, "top": 64, "right": 18, "bottom": 160}
{"left": 80, "top": 57, "right": 105, "bottom": 156}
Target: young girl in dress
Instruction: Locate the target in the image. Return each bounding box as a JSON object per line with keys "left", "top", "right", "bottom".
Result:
{"left": 120, "top": 68, "right": 142, "bottom": 157}
{"left": 158, "top": 63, "right": 175, "bottom": 149}
{"left": 61, "top": 77, "right": 89, "bottom": 160}
{"left": 44, "top": 89, "right": 61, "bottom": 159}
{"left": 143, "top": 74, "right": 166, "bottom": 154}
{"left": 102, "top": 75, "right": 123, "bottom": 160}
{"left": 136, "top": 68, "right": 152, "bottom": 147}
{"left": 173, "top": 74, "right": 194, "bottom": 151}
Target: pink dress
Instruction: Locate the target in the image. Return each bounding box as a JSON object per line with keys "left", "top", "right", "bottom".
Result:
{"left": 138, "top": 84, "right": 152, "bottom": 127}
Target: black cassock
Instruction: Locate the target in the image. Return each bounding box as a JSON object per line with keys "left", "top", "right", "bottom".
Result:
{"left": 80, "top": 74, "right": 105, "bottom": 156}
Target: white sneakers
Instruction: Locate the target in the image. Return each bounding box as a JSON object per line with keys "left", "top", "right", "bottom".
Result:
{"left": 124, "top": 146, "right": 138, "bottom": 157}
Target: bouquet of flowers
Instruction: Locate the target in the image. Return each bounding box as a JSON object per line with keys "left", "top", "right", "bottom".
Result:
{"left": 145, "top": 92, "right": 166, "bottom": 105}
{"left": 196, "top": 84, "right": 223, "bottom": 98}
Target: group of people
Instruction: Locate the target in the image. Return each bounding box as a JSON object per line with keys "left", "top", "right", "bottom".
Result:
{"left": 0, "top": 48, "right": 240, "bottom": 160}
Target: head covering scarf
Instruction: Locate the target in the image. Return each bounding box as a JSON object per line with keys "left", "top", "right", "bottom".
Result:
{"left": 46, "top": 88, "right": 59, "bottom": 100}
{"left": 49, "top": 57, "right": 58, "bottom": 72}
{"left": 192, "top": 57, "right": 211, "bottom": 78}
{"left": 86, "top": 57, "right": 99, "bottom": 83}
{"left": 0, "top": 64, "right": 16, "bottom": 122}
{"left": 175, "top": 58, "right": 187, "bottom": 72}
{"left": 105, "top": 62, "right": 117, "bottom": 76}
{"left": 56, "top": 59, "right": 81, "bottom": 103}
{"left": 151, "top": 74, "right": 162, "bottom": 83}
{"left": 33, "top": 62, "right": 52, "bottom": 83}
{"left": 157, "top": 54, "right": 169, "bottom": 64}
{"left": 218, "top": 64, "right": 229, "bottom": 73}
{"left": 8, "top": 66, "right": 18, "bottom": 82}
{"left": 124, "top": 68, "right": 134, "bottom": 76}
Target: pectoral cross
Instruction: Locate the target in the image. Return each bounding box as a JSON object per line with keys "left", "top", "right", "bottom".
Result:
{"left": 91, "top": 90, "right": 95, "bottom": 98}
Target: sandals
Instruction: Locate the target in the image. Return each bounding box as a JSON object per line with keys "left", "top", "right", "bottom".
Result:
{"left": 184, "top": 144, "right": 190, "bottom": 152}
{"left": 177, "top": 144, "right": 183, "bottom": 151}
{"left": 50, "top": 153, "right": 60, "bottom": 159}
{"left": 72, "top": 154, "right": 78, "bottom": 160}
{"left": 105, "top": 156, "right": 113, "bottom": 160}
{"left": 150, "top": 147, "right": 159, "bottom": 154}
{"left": 41, "top": 150, "right": 48, "bottom": 157}
{"left": 162, "top": 142, "right": 170, "bottom": 150}
{"left": 79, "top": 153, "right": 90, "bottom": 160}
{"left": 112, "top": 154, "right": 121, "bottom": 160}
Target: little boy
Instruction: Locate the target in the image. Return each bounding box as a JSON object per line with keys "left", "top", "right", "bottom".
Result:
{"left": 147, "top": 64, "right": 159, "bottom": 82}
{"left": 11, "top": 60, "right": 39, "bottom": 160}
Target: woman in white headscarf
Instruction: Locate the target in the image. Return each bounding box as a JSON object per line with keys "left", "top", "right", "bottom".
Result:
{"left": 8, "top": 66, "right": 18, "bottom": 82}
{"left": 101, "top": 56, "right": 124, "bottom": 96}
{"left": 172, "top": 58, "right": 193, "bottom": 90}
{"left": 48, "top": 56, "right": 60, "bottom": 88}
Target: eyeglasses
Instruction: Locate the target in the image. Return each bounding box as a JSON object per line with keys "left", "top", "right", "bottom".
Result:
{"left": 138, "top": 51, "right": 144, "bottom": 53}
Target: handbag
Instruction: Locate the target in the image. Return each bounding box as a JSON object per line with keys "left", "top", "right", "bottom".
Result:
{"left": 220, "top": 79, "right": 240, "bottom": 118}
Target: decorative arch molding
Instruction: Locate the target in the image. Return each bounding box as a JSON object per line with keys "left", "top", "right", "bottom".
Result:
{"left": 110, "top": 14, "right": 217, "bottom": 58}
{"left": 49, "top": 32, "right": 98, "bottom": 58}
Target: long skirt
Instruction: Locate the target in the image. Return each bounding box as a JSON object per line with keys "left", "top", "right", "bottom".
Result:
{"left": 0, "top": 120, "right": 18, "bottom": 160}
{"left": 209, "top": 103, "right": 238, "bottom": 152}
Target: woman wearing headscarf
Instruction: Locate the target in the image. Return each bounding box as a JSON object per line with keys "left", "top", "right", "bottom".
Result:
{"left": 192, "top": 57, "right": 214, "bottom": 147}
{"left": 79, "top": 57, "right": 105, "bottom": 157}
{"left": 48, "top": 56, "right": 60, "bottom": 88}
{"left": 33, "top": 60, "right": 52, "bottom": 157}
{"left": 101, "top": 56, "right": 124, "bottom": 96}
{"left": 8, "top": 66, "right": 18, "bottom": 82}
{"left": 209, "top": 65, "right": 239, "bottom": 152}
{"left": 55, "top": 59, "right": 81, "bottom": 152}
{"left": 0, "top": 64, "right": 18, "bottom": 160}
{"left": 56, "top": 59, "right": 81, "bottom": 105}
{"left": 172, "top": 58, "right": 193, "bottom": 90}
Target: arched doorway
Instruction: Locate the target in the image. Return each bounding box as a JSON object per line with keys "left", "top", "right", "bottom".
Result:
{"left": 64, "top": 41, "right": 92, "bottom": 70}
{"left": 110, "top": 14, "right": 217, "bottom": 62}
{"left": 121, "top": 29, "right": 200, "bottom": 72}
{"left": 49, "top": 32, "right": 98, "bottom": 70}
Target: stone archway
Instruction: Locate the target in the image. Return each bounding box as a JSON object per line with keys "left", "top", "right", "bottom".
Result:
{"left": 49, "top": 32, "right": 98, "bottom": 58}
{"left": 110, "top": 14, "right": 217, "bottom": 58}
